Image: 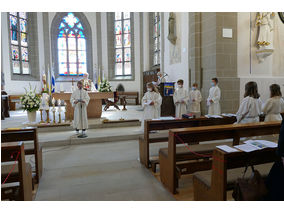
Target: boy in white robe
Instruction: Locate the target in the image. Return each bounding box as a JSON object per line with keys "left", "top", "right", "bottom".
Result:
{"left": 141, "top": 82, "right": 162, "bottom": 131}
{"left": 189, "top": 83, "right": 202, "bottom": 117}
{"left": 236, "top": 81, "right": 262, "bottom": 124}
{"left": 70, "top": 81, "right": 90, "bottom": 137}
{"left": 262, "top": 84, "right": 284, "bottom": 122}
{"left": 207, "top": 77, "right": 221, "bottom": 115}
{"left": 173, "top": 79, "right": 189, "bottom": 118}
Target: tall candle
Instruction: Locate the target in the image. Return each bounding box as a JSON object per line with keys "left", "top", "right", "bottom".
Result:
{"left": 60, "top": 83, "right": 64, "bottom": 92}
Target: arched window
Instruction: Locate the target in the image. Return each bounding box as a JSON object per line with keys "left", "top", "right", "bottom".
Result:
{"left": 9, "top": 12, "right": 29, "bottom": 74}
{"left": 153, "top": 12, "right": 161, "bottom": 66}
{"left": 114, "top": 12, "right": 132, "bottom": 77}
{"left": 57, "top": 13, "right": 87, "bottom": 76}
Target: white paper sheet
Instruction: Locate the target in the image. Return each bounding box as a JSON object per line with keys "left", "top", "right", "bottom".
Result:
{"left": 221, "top": 113, "right": 236, "bottom": 117}
{"left": 152, "top": 116, "right": 175, "bottom": 121}
{"left": 234, "top": 144, "right": 259, "bottom": 152}
{"left": 216, "top": 145, "right": 239, "bottom": 153}
{"left": 244, "top": 140, "right": 277, "bottom": 148}
{"left": 144, "top": 100, "right": 152, "bottom": 105}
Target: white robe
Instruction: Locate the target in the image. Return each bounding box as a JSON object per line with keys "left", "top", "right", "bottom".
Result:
{"left": 188, "top": 89, "right": 202, "bottom": 114}
{"left": 141, "top": 91, "right": 162, "bottom": 129}
{"left": 70, "top": 89, "right": 90, "bottom": 130}
{"left": 262, "top": 97, "right": 284, "bottom": 122}
{"left": 173, "top": 87, "right": 189, "bottom": 118}
{"left": 207, "top": 86, "right": 221, "bottom": 115}
{"left": 236, "top": 96, "right": 262, "bottom": 124}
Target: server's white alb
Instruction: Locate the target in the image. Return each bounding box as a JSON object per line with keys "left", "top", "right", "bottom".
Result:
{"left": 189, "top": 89, "right": 202, "bottom": 113}
{"left": 173, "top": 87, "right": 189, "bottom": 118}
{"left": 70, "top": 89, "right": 90, "bottom": 130}
{"left": 207, "top": 85, "right": 221, "bottom": 115}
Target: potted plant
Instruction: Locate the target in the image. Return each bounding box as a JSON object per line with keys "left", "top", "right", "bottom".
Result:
{"left": 98, "top": 80, "right": 112, "bottom": 92}
{"left": 20, "top": 84, "right": 41, "bottom": 123}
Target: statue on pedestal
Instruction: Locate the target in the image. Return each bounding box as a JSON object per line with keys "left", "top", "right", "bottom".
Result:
{"left": 167, "top": 12, "right": 177, "bottom": 45}
{"left": 256, "top": 12, "right": 275, "bottom": 62}
{"left": 80, "top": 73, "right": 92, "bottom": 91}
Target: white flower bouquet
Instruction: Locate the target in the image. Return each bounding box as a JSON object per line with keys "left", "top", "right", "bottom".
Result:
{"left": 20, "top": 84, "right": 41, "bottom": 112}
{"left": 98, "top": 80, "right": 112, "bottom": 92}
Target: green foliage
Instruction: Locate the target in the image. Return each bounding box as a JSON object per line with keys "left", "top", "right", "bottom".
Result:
{"left": 20, "top": 84, "right": 41, "bottom": 112}
{"left": 98, "top": 80, "right": 112, "bottom": 92}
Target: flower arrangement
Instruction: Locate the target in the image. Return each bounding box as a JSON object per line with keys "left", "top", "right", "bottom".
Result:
{"left": 20, "top": 84, "right": 41, "bottom": 112}
{"left": 98, "top": 80, "right": 112, "bottom": 92}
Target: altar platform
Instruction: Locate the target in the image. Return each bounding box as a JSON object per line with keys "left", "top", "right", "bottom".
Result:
{"left": 1, "top": 105, "right": 144, "bottom": 148}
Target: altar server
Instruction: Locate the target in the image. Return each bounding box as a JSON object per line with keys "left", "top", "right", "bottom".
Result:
{"left": 188, "top": 83, "right": 202, "bottom": 117}
{"left": 236, "top": 81, "right": 262, "bottom": 124}
{"left": 262, "top": 84, "right": 284, "bottom": 121}
{"left": 173, "top": 79, "right": 189, "bottom": 118}
{"left": 71, "top": 81, "right": 90, "bottom": 137}
{"left": 141, "top": 82, "right": 162, "bottom": 130}
{"left": 207, "top": 78, "right": 221, "bottom": 115}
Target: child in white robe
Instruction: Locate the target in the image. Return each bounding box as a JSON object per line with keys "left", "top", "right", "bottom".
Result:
{"left": 262, "top": 84, "right": 284, "bottom": 121}
{"left": 236, "top": 81, "right": 262, "bottom": 124}
{"left": 188, "top": 82, "right": 202, "bottom": 117}
{"left": 70, "top": 81, "right": 90, "bottom": 136}
{"left": 207, "top": 78, "right": 221, "bottom": 115}
{"left": 141, "top": 82, "right": 162, "bottom": 131}
{"left": 173, "top": 79, "right": 189, "bottom": 118}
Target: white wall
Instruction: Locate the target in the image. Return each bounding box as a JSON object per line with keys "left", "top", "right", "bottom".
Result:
{"left": 237, "top": 12, "right": 284, "bottom": 102}
{"left": 163, "top": 12, "right": 189, "bottom": 90}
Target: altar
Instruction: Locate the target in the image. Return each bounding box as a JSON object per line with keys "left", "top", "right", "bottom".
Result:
{"left": 52, "top": 92, "right": 113, "bottom": 121}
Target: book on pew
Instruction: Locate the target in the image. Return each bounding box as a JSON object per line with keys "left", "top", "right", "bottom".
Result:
{"left": 244, "top": 140, "right": 277, "bottom": 149}
{"left": 233, "top": 140, "right": 277, "bottom": 152}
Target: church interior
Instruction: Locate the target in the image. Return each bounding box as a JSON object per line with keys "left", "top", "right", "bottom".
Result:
{"left": 1, "top": 4, "right": 284, "bottom": 206}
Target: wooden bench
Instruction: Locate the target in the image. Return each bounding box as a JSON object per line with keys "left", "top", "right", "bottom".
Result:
{"left": 193, "top": 147, "right": 280, "bottom": 200}
{"left": 1, "top": 142, "right": 33, "bottom": 201}
{"left": 1, "top": 127, "right": 42, "bottom": 184}
{"left": 8, "top": 95, "right": 22, "bottom": 111}
{"left": 117, "top": 91, "right": 139, "bottom": 105}
{"left": 139, "top": 116, "right": 237, "bottom": 171}
{"left": 159, "top": 121, "right": 281, "bottom": 194}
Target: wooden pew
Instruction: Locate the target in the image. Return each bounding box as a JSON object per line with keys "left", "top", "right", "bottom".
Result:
{"left": 1, "top": 127, "right": 42, "bottom": 184}
{"left": 159, "top": 121, "right": 281, "bottom": 194}
{"left": 1, "top": 142, "right": 33, "bottom": 201}
{"left": 193, "top": 147, "right": 280, "bottom": 200}
{"left": 117, "top": 91, "right": 139, "bottom": 105}
{"left": 139, "top": 116, "right": 237, "bottom": 171}
{"left": 8, "top": 95, "right": 22, "bottom": 111}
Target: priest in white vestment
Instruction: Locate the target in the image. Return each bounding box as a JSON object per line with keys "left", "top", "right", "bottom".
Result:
{"left": 189, "top": 83, "right": 202, "bottom": 117}
{"left": 70, "top": 81, "right": 90, "bottom": 136}
{"left": 207, "top": 78, "right": 221, "bottom": 115}
{"left": 141, "top": 82, "right": 162, "bottom": 131}
{"left": 173, "top": 79, "right": 189, "bottom": 118}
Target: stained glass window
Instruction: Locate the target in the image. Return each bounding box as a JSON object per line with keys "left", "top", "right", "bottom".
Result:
{"left": 153, "top": 12, "right": 161, "bottom": 66}
{"left": 114, "top": 12, "right": 132, "bottom": 76}
{"left": 57, "top": 12, "right": 87, "bottom": 76}
{"left": 9, "top": 12, "right": 29, "bottom": 74}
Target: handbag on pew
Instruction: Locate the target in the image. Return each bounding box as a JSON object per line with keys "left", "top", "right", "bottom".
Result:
{"left": 232, "top": 165, "right": 268, "bottom": 201}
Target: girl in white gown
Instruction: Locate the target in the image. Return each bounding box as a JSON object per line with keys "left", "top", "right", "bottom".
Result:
{"left": 141, "top": 82, "right": 162, "bottom": 131}
{"left": 262, "top": 84, "right": 284, "bottom": 122}
{"left": 173, "top": 79, "right": 189, "bottom": 118}
{"left": 236, "top": 81, "right": 262, "bottom": 124}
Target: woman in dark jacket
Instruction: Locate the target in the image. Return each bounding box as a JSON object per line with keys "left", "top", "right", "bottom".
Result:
{"left": 265, "top": 119, "right": 284, "bottom": 200}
